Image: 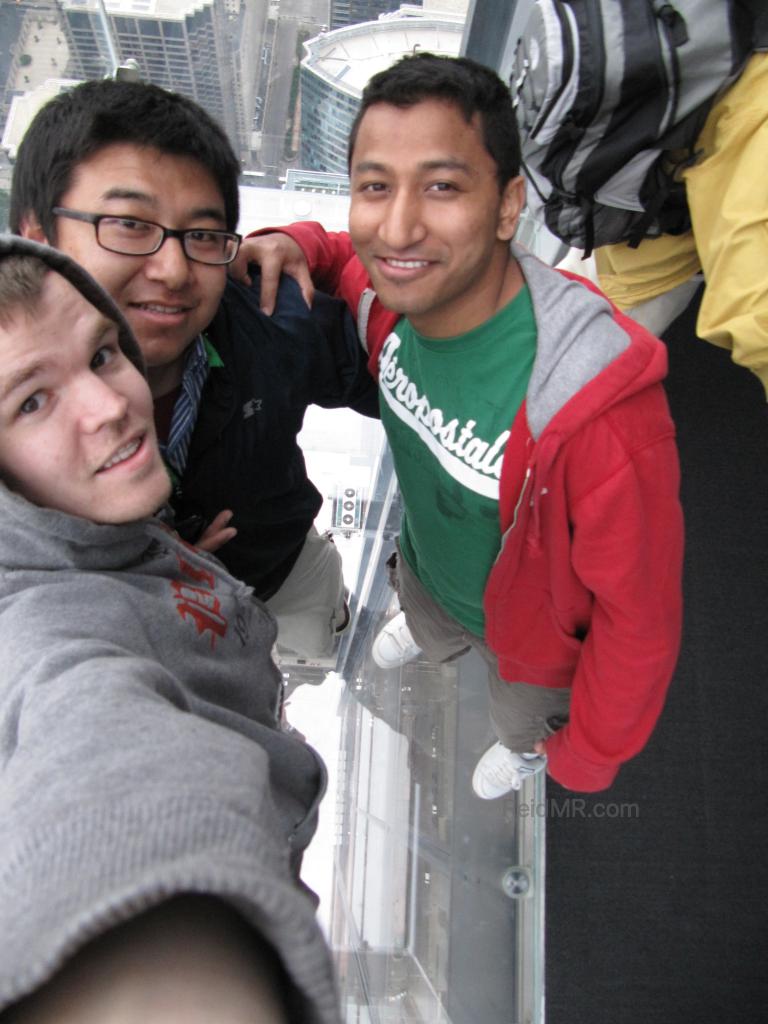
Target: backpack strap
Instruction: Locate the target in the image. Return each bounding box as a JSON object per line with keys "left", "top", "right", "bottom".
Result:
{"left": 357, "top": 288, "right": 376, "bottom": 355}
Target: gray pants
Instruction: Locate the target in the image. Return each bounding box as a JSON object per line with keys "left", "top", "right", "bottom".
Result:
{"left": 266, "top": 527, "right": 346, "bottom": 659}
{"left": 388, "top": 545, "right": 570, "bottom": 752}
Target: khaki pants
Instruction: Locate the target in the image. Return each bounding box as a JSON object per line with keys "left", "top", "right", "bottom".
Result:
{"left": 388, "top": 545, "right": 570, "bottom": 752}
{"left": 595, "top": 53, "right": 768, "bottom": 398}
{"left": 266, "top": 527, "right": 346, "bottom": 659}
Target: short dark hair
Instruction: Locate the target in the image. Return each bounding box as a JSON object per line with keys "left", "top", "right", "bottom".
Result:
{"left": 10, "top": 80, "right": 241, "bottom": 240}
{"left": 347, "top": 52, "right": 520, "bottom": 190}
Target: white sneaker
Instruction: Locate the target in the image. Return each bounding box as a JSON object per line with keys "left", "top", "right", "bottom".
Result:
{"left": 372, "top": 611, "right": 422, "bottom": 668}
{"left": 472, "top": 742, "right": 546, "bottom": 799}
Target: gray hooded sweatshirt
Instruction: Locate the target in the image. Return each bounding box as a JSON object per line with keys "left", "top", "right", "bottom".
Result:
{"left": 0, "top": 237, "right": 340, "bottom": 1023}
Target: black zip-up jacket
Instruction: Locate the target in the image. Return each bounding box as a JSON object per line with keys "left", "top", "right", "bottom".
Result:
{"left": 172, "top": 272, "right": 378, "bottom": 599}
{"left": 735, "top": 0, "right": 768, "bottom": 48}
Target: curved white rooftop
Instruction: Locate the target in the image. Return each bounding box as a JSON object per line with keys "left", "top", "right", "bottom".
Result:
{"left": 302, "top": 17, "right": 464, "bottom": 99}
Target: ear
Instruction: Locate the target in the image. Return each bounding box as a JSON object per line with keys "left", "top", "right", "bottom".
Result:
{"left": 18, "top": 213, "right": 48, "bottom": 243}
{"left": 497, "top": 175, "right": 526, "bottom": 243}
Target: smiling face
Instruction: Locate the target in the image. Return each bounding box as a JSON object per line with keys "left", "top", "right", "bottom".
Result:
{"left": 21, "top": 143, "right": 229, "bottom": 396}
{"left": 0, "top": 271, "right": 171, "bottom": 522}
{"left": 349, "top": 99, "right": 526, "bottom": 338}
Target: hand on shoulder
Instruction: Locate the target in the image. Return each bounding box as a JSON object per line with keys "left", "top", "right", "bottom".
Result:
{"left": 229, "top": 233, "right": 313, "bottom": 315}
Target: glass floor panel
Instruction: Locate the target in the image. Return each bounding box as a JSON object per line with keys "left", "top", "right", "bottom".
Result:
{"left": 284, "top": 413, "right": 545, "bottom": 1024}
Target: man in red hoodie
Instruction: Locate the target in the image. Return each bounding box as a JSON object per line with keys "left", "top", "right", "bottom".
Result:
{"left": 237, "top": 53, "right": 683, "bottom": 796}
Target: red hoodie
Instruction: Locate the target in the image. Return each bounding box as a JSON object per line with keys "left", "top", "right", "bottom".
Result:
{"left": 260, "top": 223, "right": 684, "bottom": 793}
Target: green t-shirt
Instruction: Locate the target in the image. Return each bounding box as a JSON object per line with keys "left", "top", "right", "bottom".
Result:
{"left": 379, "top": 286, "right": 537, "bottom": 635}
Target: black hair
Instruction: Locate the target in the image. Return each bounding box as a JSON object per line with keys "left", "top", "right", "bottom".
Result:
{"left": 347, "top": 52, "right": 520, "bottom": 190}
{"left": 10, "top": 80, "right": 240, "bottom": 240}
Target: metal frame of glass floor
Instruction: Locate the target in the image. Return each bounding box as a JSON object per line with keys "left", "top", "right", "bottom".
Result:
{"left": 286, "top": 436, "right": 546, "bottom": 1024}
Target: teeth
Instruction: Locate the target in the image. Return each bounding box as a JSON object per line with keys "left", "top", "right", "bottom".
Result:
{"left": 386, "top": 259, "right": 429, "bottom": 269}
{"left": 139, "top": 303, "right": 185, "bottom": 314}
{"left": 101, "top": 439, "right": 140, "bottom": 471}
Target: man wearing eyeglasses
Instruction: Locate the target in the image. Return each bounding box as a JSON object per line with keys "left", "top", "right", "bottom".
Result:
{"left": 10, "top": 79, "right": 376, "bottom": 660}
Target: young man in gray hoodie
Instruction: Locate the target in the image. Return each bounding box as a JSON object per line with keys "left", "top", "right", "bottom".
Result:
{"left": 0, "top": 236, "right": 341, "bottom": 1024}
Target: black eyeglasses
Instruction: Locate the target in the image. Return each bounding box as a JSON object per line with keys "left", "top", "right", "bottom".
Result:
{"left": 51, "top": 208, "right": 242, "bottom": 265}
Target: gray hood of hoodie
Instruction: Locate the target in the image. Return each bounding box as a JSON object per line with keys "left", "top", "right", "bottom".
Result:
{"left": 0, "top": 234, "right": 144, "bottom": 372}
{"left": 514, "top": 243, "right": 631, "bottom": 440}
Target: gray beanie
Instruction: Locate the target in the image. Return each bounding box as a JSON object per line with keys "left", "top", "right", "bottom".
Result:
{"left": 0, "top": 234, "right": 144, "bottom": 374}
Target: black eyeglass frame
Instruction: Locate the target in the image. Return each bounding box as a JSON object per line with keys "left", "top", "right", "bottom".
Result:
{"left": 51, "top": 207, "right": 242, "bottom": 265}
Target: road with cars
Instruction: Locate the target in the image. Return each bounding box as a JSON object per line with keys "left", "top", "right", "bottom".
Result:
{"left": 254, "top": 0, "right": 328, "bottom": 183}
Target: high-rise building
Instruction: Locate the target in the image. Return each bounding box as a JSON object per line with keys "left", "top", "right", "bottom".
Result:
{"left": 330, "top": 1, "right": 421, "bottom": 31}
{"left": 299, "top": 9, "right": 463, "bottom": 174}
{"left": 58, "top": 0, "right": 259, "bottom": 160}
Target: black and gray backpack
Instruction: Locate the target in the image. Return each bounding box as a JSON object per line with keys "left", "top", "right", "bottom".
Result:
{"left": 511, "top": 0, "right": 755, "bottom": 253}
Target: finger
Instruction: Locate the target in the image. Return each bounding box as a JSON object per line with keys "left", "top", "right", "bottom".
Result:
{"left": 227, "top": 250, "right": 252, "bottom": 286}
{"left": 295, "top": 264, "right": 316, "bottom": 309}
{"left": 196, "top": 510, "right": 236, "bottom": 552}
{"left": 258, "top": 259, "right": 282, "bottom": 316}
{"left": 197, "top": 526, "right": 237, "bottom": 554}
{"left": 208, "top": 509, "right": 234, "bottom": 531}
